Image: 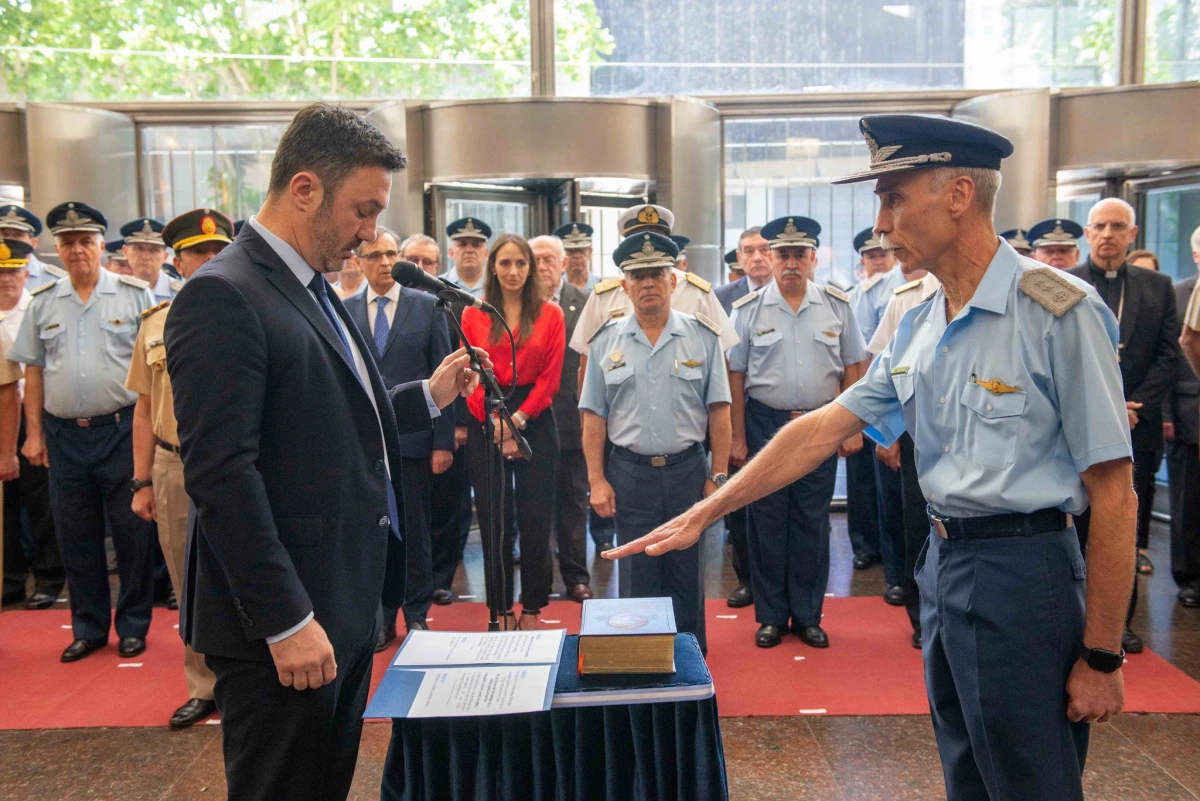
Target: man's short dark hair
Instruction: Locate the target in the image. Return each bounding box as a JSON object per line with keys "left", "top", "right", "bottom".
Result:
{"left": 268, "top": 103, "right": 407, "bottom": 197}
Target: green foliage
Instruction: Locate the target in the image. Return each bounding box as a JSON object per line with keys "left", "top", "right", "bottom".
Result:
{"left": 0, "top": 0, "right": 612, "bottom": 101}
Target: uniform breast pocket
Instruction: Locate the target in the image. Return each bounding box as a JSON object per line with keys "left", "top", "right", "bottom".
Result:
{"left": 145, "top": 341, "right": 167, "bottom": 372}
{"left": 101, "top": 319, "right": 136, "bottom": 365}
{"left": 603, "top": 363, "right": 634, "bottom": 402}
{"left": 959, "top": 381, "right": 1027, "bottom": 469}
{"left": 39, "top": 326, "right": 66, "bottom": 371}
{"left": 749, "top": 329, "right": 782, "bottom": 374}
{"left": 892, "top": 372, "right": 915, "bottom": 405}
{"left": 814, "top": 328, "right": 842, "bottom": 365}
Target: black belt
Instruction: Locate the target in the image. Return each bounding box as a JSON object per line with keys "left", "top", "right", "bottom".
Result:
{"left": 927, "top": 506, "right": 1072, "bottom": 540}
{"left": 747, "top": 397, "right": 814, "bottom": 420}
{"left": 47, "top": 405, "right": 135, "bottom": 429}
{"left": 610, "top": 442, "right": 704, "bottom": 468}
{"left": 155, "top": 437, "right": 181, "bottom": 455}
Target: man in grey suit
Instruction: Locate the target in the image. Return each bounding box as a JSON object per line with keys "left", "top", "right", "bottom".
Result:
{"left": 532, "top": 234, "right": 593, "bottom": 602}
{"left": 1166, "top": 227, "right": 1200, "bottom": 608}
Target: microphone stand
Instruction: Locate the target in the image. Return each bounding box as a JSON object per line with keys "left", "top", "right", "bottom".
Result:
{"left": 435, "top": 294, "right": 532, "bottom": 633}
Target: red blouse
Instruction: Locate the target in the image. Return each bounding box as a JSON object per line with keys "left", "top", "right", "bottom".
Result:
{"left": 462, "top": 302, "right": 565, "bottom": 423}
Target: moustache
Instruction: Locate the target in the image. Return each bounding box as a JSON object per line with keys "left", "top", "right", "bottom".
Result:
{"left": 781, "top": 269, "right": 803, "bottom": 277}
{"left": 878, "top": 234, "right": 899, "bottom": 251}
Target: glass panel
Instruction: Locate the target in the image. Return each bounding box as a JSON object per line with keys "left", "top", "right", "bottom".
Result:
{"left": 724, "top": 116, "right": 878, "bottom": 288}
{"left": 1142, "top": 184, "right": 1200, "bottom": 282}
{"left": 142, "top": 124, "right": 287, "bottom": 222}
{"left": 440, "top": 197, "right": 531, "bottom": 263}
{"left": 557, "top": 0, "right": 1119, "bottom": 96}
{"left": 1, "top": 0, "right": 532, "bottom": 102}
{"left": 1145, "top": 0, "right": 1200, "bottom": 82}
{"left": 1054, "top": 189, "right": 1102, "bottom": 265}
{"left": 578, "top": 205, "right": 624, "bottom": 279}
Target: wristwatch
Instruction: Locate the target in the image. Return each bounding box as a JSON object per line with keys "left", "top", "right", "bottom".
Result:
{"left": 709, "top": 473, "right": 729, "bottom": 487}
{"left": 130, "top": 478, "right": 153, "bottom": 493}
{"left": 1080, "top": 643, "right": 1125, "bottom": 673}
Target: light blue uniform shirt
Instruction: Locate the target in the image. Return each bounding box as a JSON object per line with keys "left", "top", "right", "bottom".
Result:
{"left": 850, "top": 266, "right": 904, "bottom": 342}
{"left": 24, "top": 255, "right": 66, "bottom": 292}
{"left": 11, "top": 269, "right": 155, "bottom": 418}
{"left": 580, "top": 309, "right": 732, "bottom": 455}
{"left": 836, "top": 241, "right": 1132, "bottom": 519}
{"left": 151, "top": 271, "right": 182, "bottom": 302}
{"left": 729, "top": 280, "right": 867, "bottom": 411}
{"left": 442, "top": 266, "right": 485, "bottom": 299}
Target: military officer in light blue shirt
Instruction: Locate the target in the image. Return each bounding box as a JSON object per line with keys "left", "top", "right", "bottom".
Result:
{"left": 0, "top": 205, "right": 65, "bottom": 291}
{"left": 11, "top": 201, "right": 159, "bottom": 664}
{"left": 727, "top": 215, "right": 867, "bottom": 649}
{"left": 442, "top": 217, "right": 490, "bottom": 299}
{"left": 607, "top": 115, "right": 1137, "bottom": 801}
{"left": 121, "top": 217, "right": 182, "bottom": 301}
{"left": 849, "top": 226, "right": 903, "bottom": 343}
{"left": 551, "top": 221, "right": 600, "bottom": 291}
{"left": 581, "top": 231, "right": 731, "bottom": 654}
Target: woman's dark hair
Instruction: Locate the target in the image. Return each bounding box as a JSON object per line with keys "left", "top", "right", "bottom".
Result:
{"left": 268, "top": 102, "right": 406, "bottom": 198}
{"left": 484, "top": 234, "right": 542, "bottom": 345}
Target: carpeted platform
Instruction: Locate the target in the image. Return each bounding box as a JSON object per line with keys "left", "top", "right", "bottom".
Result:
{"left": 2, "top": 598, "right": 1199, "bottom": 729}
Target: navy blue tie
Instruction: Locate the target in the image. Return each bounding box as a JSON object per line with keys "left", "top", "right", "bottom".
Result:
{"left": 308, "top": 274, "right": 402, "bottom": 541}
{"left": 373, "top": 296, "right": 390, "bottom": 359}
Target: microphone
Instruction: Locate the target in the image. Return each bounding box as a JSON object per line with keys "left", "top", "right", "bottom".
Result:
{"left": 391, "top": 260, "right": 496, "bottom": 313}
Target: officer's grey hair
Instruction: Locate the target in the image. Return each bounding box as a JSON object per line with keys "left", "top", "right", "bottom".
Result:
{"left": 928, "top": 167, "right": 1001, "bottom": 219}
{"left": 528, "top": 235, "right": 566, "bottom": 259}
{"left": 1087, "top": 197, "right": 1137, "bottom": 226}
{"left": 1190, "top": 224, "right": 1200, "bottom": 254}
{"left": 399, "top": 233, "right": 439, "bottom": 257}
{"left": 358, "top": 226, "right": 400, "bottom": 255}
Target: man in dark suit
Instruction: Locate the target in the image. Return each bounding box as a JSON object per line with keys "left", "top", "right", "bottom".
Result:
{"left": 1166, "top": 234, "right": 1200, "bottom": 608}
{"left": 1069, "top": 197, "right": 1180, "bottom": 653}
{"left": 531, "top": 234, "right": 593, "bottom": 601}
{"left": 345, "top": 227, "right": 455, "bottom": 648}
{"left": 165, "top": 103, "right": 483, "bottom": 801}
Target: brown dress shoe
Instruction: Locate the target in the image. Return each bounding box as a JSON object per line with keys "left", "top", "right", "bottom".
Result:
{"left": 568, "top": 584, "right": 594, "bottom": 602}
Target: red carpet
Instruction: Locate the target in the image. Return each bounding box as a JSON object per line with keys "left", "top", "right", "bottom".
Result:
{"left": 3, "top": 599, "right": 1199, "bottom": 729}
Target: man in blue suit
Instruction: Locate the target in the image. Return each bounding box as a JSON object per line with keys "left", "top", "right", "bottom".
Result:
{"left": 165, "top": 103, "right": 484, "bottom": 801}
{"left": 716, "top": 226, "right": 773, "bottom": 315}
{"left": 345, "top": 227, "right": 455, "bottom": 650}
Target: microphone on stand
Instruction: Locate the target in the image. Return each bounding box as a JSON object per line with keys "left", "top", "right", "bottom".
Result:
{"left": 390, "top": 260, "right": 497, "bottom": 313}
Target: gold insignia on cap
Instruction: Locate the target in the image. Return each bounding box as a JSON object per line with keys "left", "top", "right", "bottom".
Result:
{"left": 637, "top": 206, "right": 660, "bottom": 225}
{"left": 200, "top": 215, "right": 217, "bottom": 236}
{"left": 0, "top": 243, "right": 9, "bottom": 261}
{"left": 62, "top": 208, "right": 87, "bottom": 226}
{"left": 462, "top": 218, "right": 479, "bottom": 234}
{"left": 571, "top": 224, "right": 581, "bottom": 236}
{"left": 640, "top": 236, "right": 656, "bottom": 256}
{"left": 0, "top": 208, "right": 29, "bottom": 231}
{"left": 140, "top": 219, "right": 154, "bottom": 234}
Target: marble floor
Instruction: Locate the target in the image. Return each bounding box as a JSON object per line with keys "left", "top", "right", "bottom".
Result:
{"left": 2, "top": 514, "right": 1199, "bottom": 801}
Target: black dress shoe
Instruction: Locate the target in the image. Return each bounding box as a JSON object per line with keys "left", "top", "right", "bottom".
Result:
{"left": 169, "top": 698, "right": 217, "bottom": 729}
{"left": 912, "top": 630, "right": 923, "bottom": 649}
{"left": 795, "top": 626, "right": 829, "bottom": 648}
{"left": 755, "top": 624, "right": 784, "bottom": 648}
{"left": 406, "top": 619, "right": 430, "bottom": 632}
{"left": 432, "top": 589, "right": 453, "bottom": 605}
{"left": 1121, "top": 628, "right": 1144, "bottom": 654}
{"left": 25, "top": 591, "right": 59, "bottom": 610}
{"left": 118, "top": 636, "right": 147, "bottom": 658}
{"left": 1179, "top": 586, "right": 1200, "bottom": 609}
{"left": 853, "top": 555, "right": 876, "bottom": 571}
{"left": 568, "top": 583, "right": 594, "bottom": 602}
{"left": 61, "top": 638, "right": 107, "bottom": 662}
{"left": 884, "top": 585, "right": 907, "bottom": 606}
{"left": 375, "top": 622, "right": 397, "bottom": 653}
{"left": 726, "top": 585, "right": 752, "bottom": 608}
{"left": 167, "top": 588, "right": 179, "bottom": 611}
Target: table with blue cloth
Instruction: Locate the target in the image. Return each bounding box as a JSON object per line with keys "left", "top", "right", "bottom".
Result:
{"left": 380, "top": 633, "right": 729, "bottom": 801}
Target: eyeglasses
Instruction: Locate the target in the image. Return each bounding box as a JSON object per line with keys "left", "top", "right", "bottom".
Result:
{"left": 360, "top": 250, "right": 400, "bottom": 263}
{"left": 1087, "top": 222, "right": 1131, "bottom": 234}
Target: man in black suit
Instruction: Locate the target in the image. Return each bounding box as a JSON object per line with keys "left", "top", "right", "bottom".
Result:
{"left": 1069, "top": 197, "right": 1180, "bottom": 653}
{"left": 531, "top": 234, "right": 593, "bottom": 601}
{"left": 165, "top": 103, "right": 484, "bottom": 801}
{"left": 345, "top": 227, "right": 455, "bottom": 648}
{"left": 1166, "top": 229, "right": 1200, "bottom": 609}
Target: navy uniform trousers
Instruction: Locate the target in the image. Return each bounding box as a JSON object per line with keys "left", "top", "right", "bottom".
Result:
{"left": 43, "top": 410, "right": 155, "bottom": 641}
{"left": 917, "top": 526, "right": 1089, "bottom": 801}
{"left": 873, "top": 451, "right": 908, "bottom": 588}
{"left": 844, "top": 445, "right": 881, "bottom": 563}
{"left": 898, "top": 433, "right": 929, "bottom": 633}
{"left": 608, "top": 443, "right": 707, "bottom": 653}
{"left": 1167, "top": 440, "right": 1200, "bottom": 590}
{"left": 3, "top": 419, "right": 64, "bottom": 598}
{"left": 745, "top": 399, "right": 837, "bottom": 630}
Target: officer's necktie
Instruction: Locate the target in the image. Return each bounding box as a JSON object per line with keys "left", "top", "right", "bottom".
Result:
{"left": 307, "top": 274, "right": 402, "bottom": 540}
{"left": 373, "top": 296, "right": 390, "bottom": 359}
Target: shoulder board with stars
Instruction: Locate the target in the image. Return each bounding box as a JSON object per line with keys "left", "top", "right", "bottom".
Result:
{"left": 1019, "top": 267, "right": 1086, "bottom": 317}
{"left": 731, "top": 289, "right": 761, "bottom": 310}
{"left": 588, "top": 317, "right": 619, "bottom": 344}
{"left": 685, "top": 272, "right": 712, "bottom": 293}
{"left": 893, "top": 279, "right": 922, "bottom": 295}
{"left": 30, "top": 281, "right": 56, "bottom": 297}
{"left": 693, "top": 312, "right": 721, "bottom": 337}
{"left": 141, "top": 300, "right": 170, "bottom": 318}
{"left": 45, "top": 264, "right": 68, "bottom": 278}
{"left": 119, "top": 274, "right": 151, "bottom": 290}
{"left": 595, "top": 277, "right": 623, "bottom": 294}
{"left": 170, "top": 279, "right": 184, "bottom": 292}
{"left": 822, "top": 284, "right": 851, "bottom": 303}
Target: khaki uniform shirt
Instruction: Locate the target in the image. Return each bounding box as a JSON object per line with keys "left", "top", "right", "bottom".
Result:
{"left": 124, "top": 302, "right": 179, "bottom": 446}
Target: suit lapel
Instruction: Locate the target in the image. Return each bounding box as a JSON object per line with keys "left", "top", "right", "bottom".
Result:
{"left": 383, "top": 289, "right": 414, "bottom": 358}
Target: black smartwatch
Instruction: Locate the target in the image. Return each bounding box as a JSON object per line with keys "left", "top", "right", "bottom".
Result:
{"left": 130, "top": 478, "right": 153, "bottom": 493}
{"left": 1080, "top": 643, "right": 1125, "bottom": 673}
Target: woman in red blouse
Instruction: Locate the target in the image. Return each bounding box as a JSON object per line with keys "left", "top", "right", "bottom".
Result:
{"left": 461, "top": 234, "right": 565, "bottom": 628}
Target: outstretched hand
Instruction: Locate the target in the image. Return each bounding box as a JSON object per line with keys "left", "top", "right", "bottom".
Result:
{"left": 603, "top": 509, "right": 706, "bottom": 560}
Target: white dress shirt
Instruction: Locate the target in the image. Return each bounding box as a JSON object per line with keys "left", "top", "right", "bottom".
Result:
{"left": 366, "top": 283, "right": 402, "bottom": 335}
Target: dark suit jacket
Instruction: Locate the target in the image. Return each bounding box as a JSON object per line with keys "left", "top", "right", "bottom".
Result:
{"left": 1166, "top": 274, "right": 1199, "bottom": 445}
{"left": 553, "top": 282, "right": 589, "bottom": 450}
{"left": 165, "top": 225, "right": 432, "bottom": 661}
{"left": 1069, "top": 260, "right": 1180, "bottom": 452}
{"left": 715, "top": 276, "right": 750, "bottom": 315}
{"left": 345, "top": 287, "right": 455, "bottom": 458}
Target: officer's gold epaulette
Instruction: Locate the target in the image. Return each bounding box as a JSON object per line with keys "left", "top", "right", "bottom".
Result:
{"left": 594, "top": 277, "right": 623, "bottom": 295}
{"left": 893, "top": 279, "right": 922, "bottom": 295}
{"left": 141, "top": 300, "right": 170, "bottom": 318}
{"left": 1019, "top": 267, "right": 1086, "bottom": 317}
{"left": 30, "top": 281, "right": 56, "bottom": 297}
{"left": 693, "top": 312, "right": 721, "bottom": 337}
{"left": 588, "top": 318, "right": 618, "bottom": 344}
{"left": 731, "top": 289, "right": 760, "bottom": 310}
{"left": 119, "top": 274, "right": 151, "bottom": 290}
{"left": 686, "top": 272, "right": 712, "bottom": 293}
{"left": 822, "top": 284, "right": 851, "bottom": 303}
{"left": 45, "top": 264, "right": 68, "bottom": 279}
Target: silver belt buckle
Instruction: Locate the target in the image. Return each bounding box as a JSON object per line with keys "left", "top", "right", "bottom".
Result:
{"left": 76, "top": 418, "right": 91, "bottom": 428}
{"left": 650, "top": 455, "right": 667, "bottom": 468}
{"left": 931, "top": 514, "right": 950, "bottom": 539}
